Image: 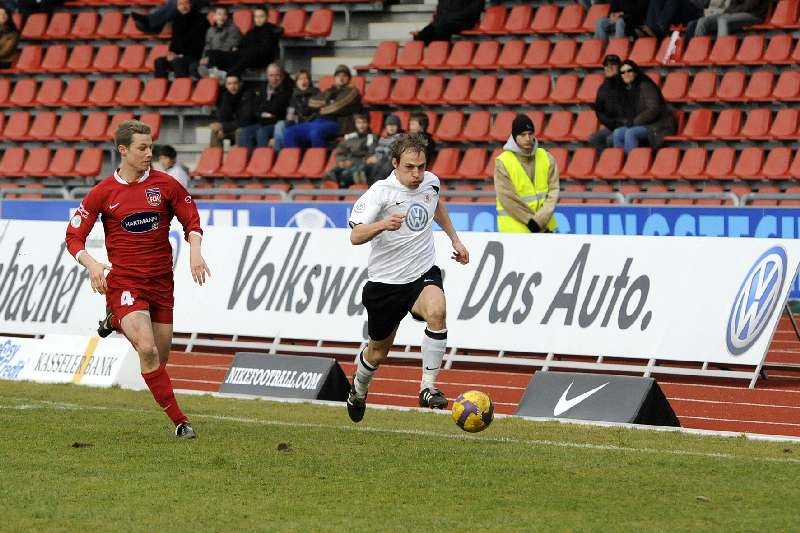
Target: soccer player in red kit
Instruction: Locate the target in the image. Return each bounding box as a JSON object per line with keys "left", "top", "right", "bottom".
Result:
{"left": 65, "top": 120, "right": 210, "bottom": 439}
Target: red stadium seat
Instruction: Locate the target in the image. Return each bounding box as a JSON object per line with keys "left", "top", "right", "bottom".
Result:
{"left": 0, "top": 147, "right": 26, "bottom": 177}
{"left": 521, "top": 40, "right": 551, "bottom": 69}
{"left": 281, "top": 9, "right": 307, "bottom": 37}
{"left": 548, "top": 39, "right": 577, "bottom": 68}
{"left": 442, "top": 75, "right": 471, "bottom": 105}
{"left": 482, "top": 148, "right": 503, "bottom": 178}
{"left": 762, "top": 33, "right": 792, "bottom": 63}
{"left": 296, "top": 148, "right": 329, "bottom": 178}
{"left": 304, "top": 9, "right": 333, "bottom": 38}
{"left": 575, "top": 39, "right": 604, "bottom": 68}
{"left": 494, "top": 74, "right": 524, "bottom": 105}
{"left": 66, "top": 44, "right": 93, "bottom": 72}
{"left": 21, "top": 13, "right": 47, "bottom": 39}
{"left": 770, "top": 108, "right": 799, "bottom": 138}
{"left": 95, "top": 11, "right": 124, "bottom": 39}
{"left": 232, "top": 10, "right": 252, "bottom": 34}
{"left": 80, "top": 111, "right": 109, "bottom": 141}
{"left": 581, "top": 3, "right": 610, "bottom": 33}
{"left": 571, "top": 110, "right": 599, "bottom": 141}
{"left": 686, "top": 71, "right": 717, "bottom": 101}
{"left": 594, "top": 148, "right": 624, "bottom": 179}
{"left": 563, "top": 148, "right": 596, "bottom": 179}
{"left": 49, "top": 148, "right": 77, "bottom": 177}
{"left": 430, "top": 148, "right": 460, "bottom": 179}
{"left": 70, "top": 12, "right": 98, "bottom": 39}
{"left": 343, "top": 183, "right": 367, "bottom": 202}
{"left": 88, "top": 78, "right": 116, "bottom": 106}
{"left": 504, "top": 5, "right": 532, "bottom": 34}
{"left": 15, "top": 45, "right": 42, "bottom": 72}
{"left": 464, "top": 5, "right": 506, "bottom": 35}
{"left": 469, "top": 74, "right": 497, "bottom": 104}
{"left": 549, "top": 147, "right": 568, "bottom": 176}
{"left": 761, "top": 147, "right": 793, "bottom": 179}
{"left": 245, "top": 147, "right": 275, "bottom": 177}
{"left": 396, "top": 41, "right": 424, "bottom": 69}
{"left": 389, "top": 75, "right": 418, "bottom": 105}
{"left": 740, "top": 108, "right": 772, "bottom": 140}
{"left": 470, "top": 41, "right": 500, "bottom": 69}
{"left": 605, "top": 38, "right": 630, "bottom": 62}
{"left": 27, "top": 111, "right": 56, "bottom": 141}
{"left": 764, "top": 0, "right": 800, "bottom": 28}
{"left": 530, "top": 4, "right": 558, "bottom": 33}
{"left": 555, "top": 4, "right": 586, "bottom": 33}
{"left": 139, "top": 112, "right": 162, "bottom": 140}
{"left": 191, "top": 78, "right": 219, "bottom": 106}
{"left": 463, "top": 111, "right": 491, "bottom": 142}
{"left": 164, "top": 78, "right": 192, "bottom": 106}
{"left": 551, "top": 74, "right": 579, "bottom": 103}
{"left": 117, "top": 44, "right": 146, "bottom": 72}
{"left": 416, "top": 74, "right": 445, "bottom": 105}
{"left": 541, "top": 110, "right": 573, "bottom": 141}
{"left": 105, "top": 112, "right": 134, "bottom": 140}
{"left": 219, "top": 147, "right": 249, "bottom": 178}
{"left": 92, "top": 44, "right": 121, "bottom": 72}
{"left": 35, "top": 78, "right": 63, "bottom": 107}
{"left": 267, "top": 147, "right": 301, "bottom": 178}
{"left": 361, "top": 41, "right": 397, "bottom": 71}
{"left": 744, "top": 69, "right": 776, "bottom": 100}
{"left": 729, "top": 35, "right": 761, "bottom": 64}
{"left": 490, "top": 111, "right": 516, "bottom": 142}
{"left": 435, "top": 111, "right": 464, "bottom": 142}
{"left": 717, "top": 70, "right": 746, "bottom": 101}
{"left": 23, "top": 147, "right": 52, "bottom": 177}
{"left": 456, "top": 148, "right": 487, "bottom": 180}
{"left": 733, "top": 147, "right": 765, "bottom": 180}
{"left": 496, "top": 40, "right": 525, "bottom": 69}
{"left": 10, "top": 79, "right": 37, "bottom": 107}
{"left": 45, "top": 12, "right": 71, "bottom": 40}
{"left": 704, "top": 147, "right": 736, "bottom": 180}
{"left": 0, "top": 79, "right": 12, "bottom": 106}
{"left": 678, "top": 108, "right": 713, "bottom": 140}
{"left": 41, "top": 44, "right": 69, "bottom": 73}
{"left": 772, "top": 70, "right": 800, "bottom": 100}
{"left": 576, "top": 73, "right": 604, "bottom": 104}
{"left": 145, "top": 44, "right": 169, "bottom": 71}
{"left": 60, "top": 78, "right": 89, "bottom": 106}
{"left": 114, "top": 78, "right": 141, "bottom": 106}
{"left": 421, "top": 41, "right": 450, "bottom": 70}
{"left": 3, "top": 112, "right": 30, "bottom": 140}
{"left": 54, "top": 111, "right": 83, "bottom": 141}
{"left": 677, "top": 148, "right": 708, "bottom": 180}
{"left": 711, "top": 108, "right": 743, "bottom": 139}
{"left": 649, "top": 147, "right": 681, "bottom": 179}
{"left": 75, "top": 149, "right": 103, "bottom": 178}
{"left": 193, "top": 147, "right": 223, "bottom": 176}
{"left": 681, "top": 35, "right": 711, "bottom": 64}
{"left": 621, "top": 148, "right": 653, "bottom": 179}
{"left": 628, "top": 37, "right": 657, "bottom": 66}
{"left": 362, "top": 75, "right": 391, "bottom": 105}
{"left": 139, "top": 78, "right": 168, "bottom": 106}
{"left": 521, "top": 74, "right": 551, "bottom": 104}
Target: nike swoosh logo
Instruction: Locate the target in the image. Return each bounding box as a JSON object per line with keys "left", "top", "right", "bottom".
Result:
{"left": 109, "top": 203, "right": 120, "bottom": 210}
{"left": 424, "top": 366, "right": 439, "bottom": 371}
{"left": 553, "top": 381, "right": 609, "bottom": 417}
{"left": 423, "top": 278, "right": 434, "bottom": 282}
{"left": 395, "top": 201, "right": 405, "bottom": 205}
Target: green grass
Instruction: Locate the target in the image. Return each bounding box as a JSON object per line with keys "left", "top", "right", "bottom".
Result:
{"left": 0, "top": 381, "right": 798, "bottom": 532}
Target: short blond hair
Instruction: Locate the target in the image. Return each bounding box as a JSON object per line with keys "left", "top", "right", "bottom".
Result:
{"left": 114, "top": 119, "right": 151, "bottom": 148}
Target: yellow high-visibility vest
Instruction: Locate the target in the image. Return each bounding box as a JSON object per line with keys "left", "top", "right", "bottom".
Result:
{"left": 496, "top": 148, "right": 557, "bottom": 233}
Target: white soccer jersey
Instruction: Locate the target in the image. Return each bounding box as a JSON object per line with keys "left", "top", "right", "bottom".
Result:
{"left": 349, "top": 170, "right": 440, "bottom": 284}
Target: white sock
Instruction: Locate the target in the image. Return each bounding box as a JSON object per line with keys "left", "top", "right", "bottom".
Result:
{"left": 354, "top": 348, "right": 377, "bottom": 398}
{"left": 421, "top": 328, "right": 447, "bottom": 391}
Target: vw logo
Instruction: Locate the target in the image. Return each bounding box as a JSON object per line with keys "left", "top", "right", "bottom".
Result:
{"left": 726, "top": 246, "right": 787, "bottom": 355}
{"left": 405, "top": 203, "right": 428, "bottom": 232}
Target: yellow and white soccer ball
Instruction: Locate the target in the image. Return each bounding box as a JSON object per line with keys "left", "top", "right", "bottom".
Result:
{"left": 451, "top": 390, "right": 494, "bottom": 433}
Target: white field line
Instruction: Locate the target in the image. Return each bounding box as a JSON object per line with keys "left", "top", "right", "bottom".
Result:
{"left": 669, "top": 396, "right": 800, "bottom": 410}
{"left": 3, "top": 394, "right": 800, "bottom": 462}
{"left": 680, "top": 416, "right": 800, "bottom": 428}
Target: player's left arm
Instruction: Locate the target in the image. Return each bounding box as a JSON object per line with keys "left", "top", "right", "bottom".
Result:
{"left": 434, "top": 200, "right": 469, "bottom": 265}
{"left": 172, "top": 185, "right": 211, "bottom": 286}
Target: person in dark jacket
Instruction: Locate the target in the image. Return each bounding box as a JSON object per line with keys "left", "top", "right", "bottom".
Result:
{"left": 283, "top": 64, "right": 363, "bottom": 149}
{"left": 638, "top": 0, "right": 702, "bottom": 39}
{"left": 237, "top": 63, "right": 293, "bottom": 150}
{"left": 0, "top": 5, "right": 19, "bottom": 69}
{"left": 153, "top": 0, "right": 208, "bottom": 79}
{"left": 589, "top": 55, "right": 626, "bottom": 150}
{"left": 414, "top": 0, "right": 485, "bottom": 44}
{"left": 273, "top": 69, "right": 320, "bottom": 152}
{"left": 612, "top": 60, "right": 677, "bottom": 154}
{"left": 197, "top": 6, "right": 241, "bottom": 78}
{"left": 408, "top": 112, "right": 436, "bottom": 164}
{"left": 327, "top": 113, "right": 376, "bottom": 187}
{"left": 595, "top": 0, "right": 650, "bottom": 40}
{"left": 688, "top": 0, "right": 770, "bottom": 38}
{"left": 132, "top": 0, "right": 211, "bottom": 34}
{"left": 205, "top": 6, "right": 282, "bottom": 78}
{"left": 208, "top": 74, "right": 244, "bottom": 148}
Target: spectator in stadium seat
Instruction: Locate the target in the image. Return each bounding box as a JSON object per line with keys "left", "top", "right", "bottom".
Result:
{"left": 197, "top": 6, "right": 241, "bottom": 78}
{"left": 283, "top": 64, "right": 363, "bottom": 149}
{"left": 327, "top": 113, "right": 376, "bottom": 188}
{"left": 686, "top": 0, "right": 770, "bottom": 39}
{"left": 153, "top": 0, "right": 209, "bottom": 79}
{"left": 684, "top": 0, "right": 730, "bottom": 40}
{"left": 365, "top": 114, "right": 404, "bottom": 185}
{"left": 408, "top": 112, "right": 436, "bottom": 165}
{"left": 613, "top": 59, "right": 677, "bottom": 154}
{"left": 414, "top": 0, "right": 485, "bottom": 44}
{"left": 208, "top": 74, "right": 244, "bottom": 148}
{"left": 17, "top": 0, "right": 64, "bottom": 17}
{"left": 157, "top": 144, "right": 190, "bottom": 189}
{"left": 637, "top": 0, "right": 702, "bottom": 39}
{"left": 272, "top": 69, "right": 320, "bottom": 152}
{"left": 493, "top": 114, "right": 559, "bottom": 233}
{"left": 595, "top": 0, "right": 650, "bottom": 41}
{"left": 205, "top": 6, "right": 282, "bottom": 79}
{"left": 132, "top": 0, "right": 211, "bottom": 34}
{"left": 590, "top": 54, "right": 626, "bottom": 150}
{"left": 345, "top": 133, "right": 470, "bottom": 423}
{"left": 237, "top": 63, "right": 293, "bottom": 151}
{"left": 0, "top": 5, "right": 19, "bottom": 70}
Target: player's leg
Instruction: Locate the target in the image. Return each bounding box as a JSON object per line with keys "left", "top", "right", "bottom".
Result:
{"left": 347, "top": 328, "right": 398, "bottom": 423}
{"left": 150, "top": 320, "right": 194, "bottom": 438}
{"left": 152, "top": 322, "right": 173, "bottom": 367}
{"left": 410, "top": 280, "right": 449, "bottom": 409}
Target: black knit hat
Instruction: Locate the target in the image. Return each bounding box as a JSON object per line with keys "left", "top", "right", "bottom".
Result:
{"left": 512, "top": 113, "right": 534, "bottom": 138}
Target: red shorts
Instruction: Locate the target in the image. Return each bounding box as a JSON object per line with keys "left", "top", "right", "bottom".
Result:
{"left": 106, "top": 272, "right": 175, "bottom": 328}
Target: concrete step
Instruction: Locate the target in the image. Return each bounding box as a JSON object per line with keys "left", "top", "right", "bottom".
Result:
{"left": 368, "top": 21, "right": 426, "bottom": 41}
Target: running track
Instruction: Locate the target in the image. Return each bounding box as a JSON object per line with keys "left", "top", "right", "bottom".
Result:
{"left": 168, "top": 315, "right": 800, "bottom": 438}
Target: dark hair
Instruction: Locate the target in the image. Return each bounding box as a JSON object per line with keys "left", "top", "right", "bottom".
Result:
{"left": 0, "top": 5, "right": 17, "bottom": 33}
{"left": 391, "top": 133, "right": 428, "bottom": 163}
{"left": 409, "top": 112, "right": 428, "bottom": 131}
{"left": 353, "top": 112, "right": 369, "bottom": 123}
{"left": 114, "top": 120, "right": 151, "bottom": 148}
{"left": 159, "top": 145, "right": 177, "bottom": 160}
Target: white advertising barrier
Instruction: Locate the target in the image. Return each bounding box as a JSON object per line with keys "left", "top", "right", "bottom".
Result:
{"left": 0, "top": 336, "right": 41, "bottom": 381}
{"left": 1, "top": 221, "right": 799, "bottom": 367}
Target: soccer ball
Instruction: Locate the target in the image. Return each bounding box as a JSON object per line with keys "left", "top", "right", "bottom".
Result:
{"left": 451, "top": 390, "right": 494, "bottom": 433}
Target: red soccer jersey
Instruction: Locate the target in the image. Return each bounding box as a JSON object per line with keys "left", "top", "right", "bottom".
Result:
{"left": 65, "top": 168, "right": 202, "bottom": 280}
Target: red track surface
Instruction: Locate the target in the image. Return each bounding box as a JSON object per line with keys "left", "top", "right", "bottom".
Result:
{"left": 168, "top": 315, "right": 800, "bottom": 438}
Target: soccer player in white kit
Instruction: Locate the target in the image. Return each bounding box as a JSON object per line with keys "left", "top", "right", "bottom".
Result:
{"left": 346, "top": 134, "right": 470, "bottom": 422}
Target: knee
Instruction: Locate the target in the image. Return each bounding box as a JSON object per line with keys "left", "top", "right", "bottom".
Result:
{"left": 366, "top": 346, "right": 389, "bottom": 365}
{"left": 136, "top": 342, "right": 160, "bottom": 370}
{"left": 426, "top": 308, "right": 447, "bottom": 330}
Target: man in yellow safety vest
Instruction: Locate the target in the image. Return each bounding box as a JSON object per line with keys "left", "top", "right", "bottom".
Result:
{"left": 493, "top": 113, "right": 559, "bottom": 233}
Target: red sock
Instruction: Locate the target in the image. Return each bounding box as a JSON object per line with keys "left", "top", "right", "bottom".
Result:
{"left": 142, "top": 365, "right": 187, "bottom": 426}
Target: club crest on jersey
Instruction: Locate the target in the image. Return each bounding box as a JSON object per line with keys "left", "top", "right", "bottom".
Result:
{"left": 145, "top": 187, "right": 162, "bottom": 207}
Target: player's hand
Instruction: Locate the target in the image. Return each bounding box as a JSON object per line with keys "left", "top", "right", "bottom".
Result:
{"left": 451, "top": 240, "right": 469, "bottom": 265}
{"left": 88, "top": 261, "right": 112, "bottom": 295}
{"left": 383, "top": 213, "right": 405, "bottom": 231}
{"left": 190, "top": 253, "right": 211, "bottom": 286}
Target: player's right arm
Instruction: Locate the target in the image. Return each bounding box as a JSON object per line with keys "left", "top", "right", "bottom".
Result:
{"left": 65, "top": 189, "right": 112, "bottom": 294}
{"left": 347, "top": 186, "right": 403, "bottom": 245}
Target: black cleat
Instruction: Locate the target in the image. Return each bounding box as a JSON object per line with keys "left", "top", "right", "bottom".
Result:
{"left": 419, "top": 387, "right": 448, "bottom": 409}
{"left": 346, "top": 379, "right": 367, "bottom": 423}
{"left": 175, "top": 421, "right": 196, "bottom": 439}
{"left": 97, "top": 309, "right": 114, "bottom": 338}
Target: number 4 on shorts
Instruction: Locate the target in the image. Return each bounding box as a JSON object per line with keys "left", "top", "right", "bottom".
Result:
{"left": 120, "top": 291, "right": 134, "bottom": 306}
